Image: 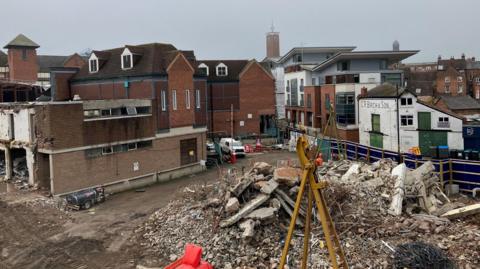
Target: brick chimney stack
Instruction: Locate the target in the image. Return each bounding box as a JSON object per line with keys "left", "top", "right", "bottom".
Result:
{"left": 4, "top": 34, "right": 39, "bottom": 83}
{"left": 361, "top": 87, "right": 368, "bottom": 96}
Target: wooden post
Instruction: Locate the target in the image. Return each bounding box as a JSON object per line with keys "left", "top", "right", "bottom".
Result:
{"left": 367, "top": 147, "right": 371, "bottom": 163}
{"left": 415, "top": 158, "right": 418, "bottom": 169}
{"left": 230, "top": 104, "right": 234, "bottom": 137}
{"left": 343, "top": 141, "right": 347, "bottom": 160}
{"left": 355, "top": 144, "right": 358, "bottom": 160}
{"left": 449, "top": 159, "right": 453, "bottom": 186}
{"left": 381, "top": 149, "right": 385, "bottom": 159}
{"left": 439, "top": 160, "right": 444, "bottom": 191}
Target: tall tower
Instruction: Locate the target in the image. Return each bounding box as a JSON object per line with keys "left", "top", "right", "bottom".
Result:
{"left": 266, "top": 23, "right": 280, "bottom": 59}
{"left": 4, "top": 34, "right": 39, "bottom": 83}
{"left": 393, "top": 40, "right": 400, "bottom": 51}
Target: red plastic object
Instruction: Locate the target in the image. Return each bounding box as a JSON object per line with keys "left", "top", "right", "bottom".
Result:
{"left": 164, "top": 244, "right": 214, "bottom": 269}
{"left": 229, "top": 152, "right": 236, "bottom": 164}
{"left": 183, "top": 244, "right": 202, "bottom": 267}
{"left": 244, "top": 144, "right": 252, "bottom": 153}
{"left": 315, "top": 153, "right": 323, "bottom": 166}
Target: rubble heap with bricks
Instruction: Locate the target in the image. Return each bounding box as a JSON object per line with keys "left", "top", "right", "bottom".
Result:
{"left": 134, "top": 160, "right": 480, "bottom": 269}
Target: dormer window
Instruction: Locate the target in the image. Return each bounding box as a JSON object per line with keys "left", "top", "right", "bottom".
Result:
{"left": 198, "top": 63, "right": 209, "bottom": 75}
{"left": 88, "top": 54, "right": 99, "bottom": 73}
{"left": 216, "top": 63, "right": 228, "bottom": 76}
{"left": 121, "top": 48, "right": 133, "bottom": 70}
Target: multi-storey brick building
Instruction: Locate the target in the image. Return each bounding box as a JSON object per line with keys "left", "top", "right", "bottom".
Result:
{"left": 0, "top": 42, "right": 208, "bottom": 195}
{"left": 0, "top": 34, "right": 86, "bottom": 87}
{"left": 197, "top": 59, "right": 276, "bottom": 137}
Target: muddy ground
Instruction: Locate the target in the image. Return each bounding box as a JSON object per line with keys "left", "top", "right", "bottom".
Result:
{"left": 0, "top": 151, "right": 296, "bottom": 269}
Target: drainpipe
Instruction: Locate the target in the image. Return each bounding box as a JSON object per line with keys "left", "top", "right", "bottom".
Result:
{"left": 396, "top": 85, "right": 401, "bottom": 162}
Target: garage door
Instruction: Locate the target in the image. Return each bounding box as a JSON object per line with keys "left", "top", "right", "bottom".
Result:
{"left": 419, "top": 131, "right": 448, "bottom": 157}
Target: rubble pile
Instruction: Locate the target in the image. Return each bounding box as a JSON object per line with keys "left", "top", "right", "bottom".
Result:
{"left": 135, "top": 160, "right": 480, "bottom": 268}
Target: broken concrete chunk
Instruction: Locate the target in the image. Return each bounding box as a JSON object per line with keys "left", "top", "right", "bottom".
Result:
{"left": 341, "top": 164, "right": 360, "bottom": 181}
{"left": 273, "top": 167, "right": 301, "bottom": 186}
{"left": 260, "top": 179, "right": 279, "bottom": 195}
{"left": 230, "top": 176, "right": 253, "bottom": 197}
{"left": 246, "top": 207, "right": 277, "bottom": 222}
{"left": 388, "top": 163, "right": 407, "bottom": 216}
{"left": 269, "top": 198, "right": 281, "bottom": 209}
{"left": 252, "top": 162, "right": 274, "bottom": 176}
{"left": 220, "top": 194, "right": 269, "bottom": 228}
{"left": 225, "top": 197, "right": 240, "bottom": 213}
{"left": 239, "top": 219, "right": 255, "bottom": 239}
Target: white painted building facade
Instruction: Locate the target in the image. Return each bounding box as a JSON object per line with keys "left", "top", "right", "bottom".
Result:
{"left": 359, "top": 91, "right": 464, "bottom": 154}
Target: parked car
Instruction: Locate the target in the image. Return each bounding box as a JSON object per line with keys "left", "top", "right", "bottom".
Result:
{"left": 219, "top": 138, "right": 245, "bottom": 157}
{"left": 65, "top": 187, "right": 105, "bottom": 210}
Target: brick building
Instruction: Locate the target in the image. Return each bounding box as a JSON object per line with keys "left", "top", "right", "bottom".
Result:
{"left": 0, "top": 42, "right": 208, "bottom": 195}
{"left": 197, "top": 59, "right": 276, "bottom": 137}
{"left": 0, "top": 34, "right": 86, "bottom": 87}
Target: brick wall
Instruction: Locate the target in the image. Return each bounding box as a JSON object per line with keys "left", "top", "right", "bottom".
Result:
{"left": 7, "top": 48, "right": 38, "bottom": 83}
{"left": 50, "top": 132, "right": 206, "bottom": 194}
{"left": 34, "top": 103, "right": 155, "bottom": 150}
{"left": 237, "top": 62, "right": 275, "bottom": 136}
{"left": 436, "top": 67, "right": 467, "bottom": 96}
{"left": 63, "top": 54, "right": 86, "bottom": 69}
{"left": 167, "top": 55, "right": 195, "bottom": 128}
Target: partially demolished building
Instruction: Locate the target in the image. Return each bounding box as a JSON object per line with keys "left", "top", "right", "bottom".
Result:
{"left": 0, "top": 43, "right": 208, "bottom": 195}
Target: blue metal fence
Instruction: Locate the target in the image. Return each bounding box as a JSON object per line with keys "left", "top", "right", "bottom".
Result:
{"left": 326, "top": 138, "right": 479, "bottom": 193}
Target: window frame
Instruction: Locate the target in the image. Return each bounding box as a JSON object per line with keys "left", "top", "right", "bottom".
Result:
{"left": 172, "top": 90, "right": 177, "bottom": 110}
{"left": 195, "top": 89, "right": 201, "bottom": 109}
{"left": 216, "top": 63, "right": 228, "bottom": 76}
{"left": 400, "top": 115, "right": 414, "bottom": 126}
{"left": 161, "top": 90, "right": 167, "bottom": 111}
{"left": 185, "top": 89, "right": 191, "bottom": 109}
{"left": 89, "top": 58, "right": 98, "bottom": 73}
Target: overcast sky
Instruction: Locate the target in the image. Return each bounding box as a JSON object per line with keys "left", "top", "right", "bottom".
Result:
{"left": 2, "top": 0, "right": 479, "bottom": 62}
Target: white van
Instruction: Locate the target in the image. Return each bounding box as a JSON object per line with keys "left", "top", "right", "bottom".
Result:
{"left": 219, "top": 138, "right": 245, "bottom": 157}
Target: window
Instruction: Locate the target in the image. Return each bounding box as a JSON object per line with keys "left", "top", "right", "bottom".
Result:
{"left": 458, "top": 85, "right": 463, "bottom": 93}
{"left": 172, "top": 90, "right": 177, "bottom": 110}
{"left": 438, "top": 117, "right": 450, "bottom": 128}
{"left": 195, "top": 89, "right": 201, "bottom": 109}
{"left": 102, "top": 146, "right": 113, "bottom": 155}
{"left": 185, "top": 90, "right": 191, "bottom": 109}
{"left": 379, "top": 60, "right": 387, "bottom": 69}
{"left": 400, "top": 97, "right": 413, "bottom": 106}
{"left": 438, "top": 65, "right": 444, "bottom": 70}
{"left": 300, "top": 79, "right": 304, "bottom": 92}
{"left": 286, "top": 80, "right": 290, "bottom": 92}
{"left": 89, "top": 59, "right": 98, "bottom": 73}
{"left": 307, "top": 94, "right": 312, "bottom": 108}
{"left": 475, "top": 77, "right": 480, "bottom": 84}
{"left": 22, "top": 49, "right": 27, "bottom": 60}
{"left": 161, "top": 90, "right": 167, "bottom": 111}
{"left": 457, "top": 76, "right": 463, "bottom": 83}
{"left": 337, "top": 61, "right": 350, "bottom": 71}
{"left": 180, "top": 138, "right": 197, "bottom": 165}
{"left": 416, "top": 88, "right": 422, "bottom": 94}
{"left": 312, "top": 77, "right": 316, "bottom": 86}
{"left": 401, "top": 115, "right": 414, "bottom": 126}
{"left": 445, "top": 76, "right": 450, "bottom": 83}
{"left": 216, "top": 63, "right": 228, "bottom": 76}
{"left": 335, "top": 93, "right": 355, "bottom": 125}
{"left": 426, "top": 66, "right": 432, "bottom": 71}
{"left": 445, "top": 84, "right": 450, "bottom": 93}
{"left": 295, "top": 54, "right": 302, "bottom": 62}
{"left": 122, "top": 54, "right": 132, "bottom": 69}
{"left": 198, "top": 63, "right": 209, "bottom": 76}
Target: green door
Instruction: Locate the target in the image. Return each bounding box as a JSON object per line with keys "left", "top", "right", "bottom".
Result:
{"left": 370, "top": 114, "right": 383, "bottom": 148}
{"left": 370, "top": 133, "right": 383, "bottom": 148}
{"left": 418, "top": 112, "right": 431, "bottom": 130}
{"left": 419, "top": 131, "right": 448, "bottom": 156}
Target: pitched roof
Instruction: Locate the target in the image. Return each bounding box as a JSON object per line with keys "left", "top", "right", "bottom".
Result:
{"left": 72, "top": 43, "right": 198, "bottom": 81}
{"left": 403, "top": 69, "right": 436, "bottom": 96}
{"left": 0, "top": 51, "right": 7, "bottom": 66}
{"left": 360, "top": 83, "right": 407, "bottom": 98}
{"left": 37, "top": 55, "right": 69, "bottom": 72}
{"left": 197, "top": 60, "right": 250, "bottom": 82}
{"left": 439, "top": 95, "right": 480, "bottom": 110}
{"left": 4, "top": 34, "right": 40, "bottom": 49}
{"left": 417, "top": 99, "right": 463, "bottom": 120}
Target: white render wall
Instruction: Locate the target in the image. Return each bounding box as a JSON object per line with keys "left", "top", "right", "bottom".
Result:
{"left": 0, "top": 112, "right": 12, "bottom": 140}
{"left": 359, "top": 93, "right": 464, "bottom": 153}
{"left": 13, "top": 109, "right": 34, "bottom": 143}
{"left": 284, "top": 70, "right": 312, "bottom": 105}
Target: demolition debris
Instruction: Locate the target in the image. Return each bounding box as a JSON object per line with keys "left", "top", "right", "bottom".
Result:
{"left": 135, "top": 159, "right": 480, "bottom": 268}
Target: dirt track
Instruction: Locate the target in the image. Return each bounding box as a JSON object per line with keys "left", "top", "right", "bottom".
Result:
{"left": 0, "top": 151, "right": 296, "bottom": 269}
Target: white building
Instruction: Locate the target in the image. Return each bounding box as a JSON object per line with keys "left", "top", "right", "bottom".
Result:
{"left": 358, "top": 84, "right": 464, "bottom": 155}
